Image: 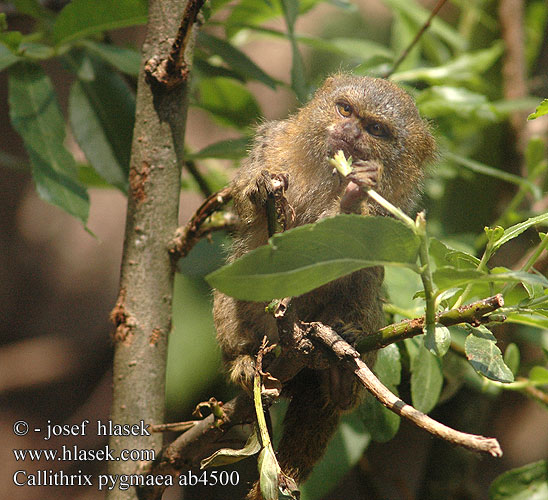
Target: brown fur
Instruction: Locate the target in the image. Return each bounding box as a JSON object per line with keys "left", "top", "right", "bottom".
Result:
{"left": 213, "top": 75, "right": 435, "bottom": 498}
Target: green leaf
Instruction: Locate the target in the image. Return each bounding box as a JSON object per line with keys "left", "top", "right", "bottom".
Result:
{"left": 525, "top": 137, "right": 548, "bottom": 178}
{"left": 392, "top": 43, "right": 503, "bottom": 86}
{"left": 504, "top": 343, "right": 520, "bottom": 377}
{"left": 281, "top": 0, "right": 308, "bottom": 102}
{"left": 200, "top": 430, "right": 261, "bottom": 468}
{"left": 225, "top": 0, "right": 282, "bottom": 38}
{"left": 68, "top": 52, "right": 134, "bottom": 192}
{"left": 186, "top": 137, "right": 251, "bottom": 160}
{"left": 197, "top": 32, "right": 277, "bottom": 88}
{"left": 417, "top": 86, "right": 498, "bottom": 121}
{"left": 300, "top": 411, "right": 370, "bottom": 500}
{"left": 506, "top": 313, "right": 548, "bottom": 330}
{"left": 360, "top": 344, "right": 401, "bottom": 442}
{"left": 258, "top": 446, "right": 280, "bottom": 500}
{"left": 54, "top": 0, "right": 147, "bottom": 46}
{"left": 489, "top": 460, "right": 548, "bottom": 500}
{"left": 8, "top": 62, "right": 89, "bottom": 224}
{"left": 409, "top": 341, "right": 443, "bottom": 413}
{"left": 432, "top": 267, "right": 483, "bottom": 291}
{"left": 302, "top": 36, "right": 393, "bottom": 62}
{"left": 528, "top": 366, "right": 548, "bottom": 384}
{"left": 194, "top": 57, "right": 245, "bottom": 81}
{"left": 80, "top": 40, "right": 140, "bottom": 76}
{"left": 428, "top": 238, "right": 480, "bottom": 270}
{"left": 207, "top": 215, "right": 420, "bottom": 301}
{"left": 464, "top": 325, "right": 514, "bottom": 383}
{"left": 12, "top": 0, "right": 50, "bottom": 19}
{"left": 445, "top": 153, "right": 541, "bottom": 199}
{"left": 424, "top": 323, "right": 451, "bottom": 357}
{"left": 382, "top": 0, "right": 464, "bottom": 51}
{"left": 491, "top": 212, "right": 548, "bottom": 252}
{"left": 194, "top": 77, "right": 261, "bottom": 129}
{"left": 375, "top": 343, "right": 402, "bottom": 387}
{"left": 528, "top": 99, "right": 548, "bottom": 120}
{"left": 0, "top": 30, "right": 23, "bottom": 51}
{"left": 17, "top": 42, "right": 55, "bottom": 60}
{"left": 0, "top": 42, "right": 20, "bottom": 71}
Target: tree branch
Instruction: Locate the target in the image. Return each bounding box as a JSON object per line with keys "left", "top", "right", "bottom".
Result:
{"left": 168, "top": 186, "right": 235, "bottom": 260}
{"left": 357, "top": 294, "right": 505, "bottom": 352}
{"left": 383, "top": 0, "right": 449, "bottom": 78}
{"left": 141, "top": 295, "right": 505, "bottom": 498}
{"left": 108, "top": 1, "right": 202, "bottom": 500}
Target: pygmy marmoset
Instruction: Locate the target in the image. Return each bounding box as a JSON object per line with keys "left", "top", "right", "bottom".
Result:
{"left": 213, "top": 74, "right": 435, "bottom": 497}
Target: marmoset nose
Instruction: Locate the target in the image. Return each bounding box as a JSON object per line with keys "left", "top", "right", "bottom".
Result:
{"left": 341, "top": 120, "right": 361, "bottom": 139}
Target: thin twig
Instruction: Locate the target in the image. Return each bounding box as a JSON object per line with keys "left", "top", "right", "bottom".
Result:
{"left": 383, "top": 0, "right": 449, "bottom": 78}
{"left": 357, "top": 294, "right": 505, "bottom": 352}
{"left": 141, "top": 294, "right": 506, "bottom": 497}
{"left": 150, "top": 421, "right": 197, "bottom": 433}
{"left": 309, "top": 322, "right": 503, "bottom": 457}
{"left": 144, "top": 0, "right": 206, "bottom": 90}
{"left": 169, "top": 186, "right": 235, "bottom": 260}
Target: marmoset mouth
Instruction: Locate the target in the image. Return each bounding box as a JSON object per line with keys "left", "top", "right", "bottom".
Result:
{"left": 328, "top": 139, "right": 367, "bottom": 164}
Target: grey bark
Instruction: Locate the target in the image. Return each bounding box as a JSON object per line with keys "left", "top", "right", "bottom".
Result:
{"left": 107, "top": 1, "right": 197, "bottom": 498}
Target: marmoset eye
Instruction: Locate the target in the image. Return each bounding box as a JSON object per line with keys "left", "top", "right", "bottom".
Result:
{"left": 336, "top": 102, "right": 353, "bottom": 117}
{"left": 366, "top": 122, "right": 389, "bottom": 138}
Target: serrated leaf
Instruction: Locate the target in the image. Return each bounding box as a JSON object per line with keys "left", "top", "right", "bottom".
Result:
{"left": 424, "top": 323, "right": 451, "bottom": 357}
{"left": 464, "top": 326, "right": 514, "bottom": 383}
{"left": 492, "top": 212, "right": 548, "bottom": 252}
{"left": 528, "top": 99, "right": 548, "bottom": 120}
{"left": 207, "top": 215, "right": 420, "bottom": 301}
{"left": 197, "top": 32, "right": 277, "bottom": 88}
{"left": 410, "top": 342, "right": 443, "bottom": 413}
{"left": 528, "top": 366, "right": 548, "bottom": 384}
{"left": 68, "top": 52, "right": 134, "bottom": 192}
{"left": 489, "top": 460, "right": 548, "bottom": 500}
{"left": 8, "top": 62, "right": 89, "bottom": 224}
{"left": 54, "top": 0, "right": 147, "bottom": 46}
{"left": 200, "top": 430, "right": 261, "bottom": 468}
{"left": 186, "top": 137, "right": 251, "bottom": 160}
{"left": 194, "top": 76, "right": 261, "bottom": 129}
{"left": 429, "top": 238, "right": 479, "bottom": 270}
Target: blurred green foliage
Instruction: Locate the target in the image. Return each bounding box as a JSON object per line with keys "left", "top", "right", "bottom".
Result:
{"left": 2, "top": 0, "right": 548, "bottom": 499}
